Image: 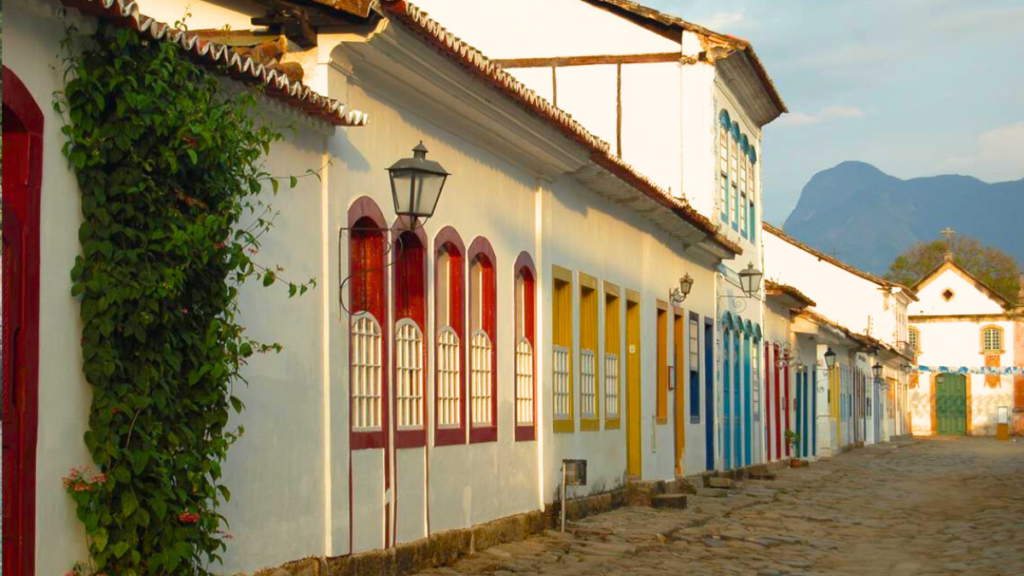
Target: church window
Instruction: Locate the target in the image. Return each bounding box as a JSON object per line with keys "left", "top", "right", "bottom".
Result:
{"left": 941, "top": 288, "right": 955, "bottom": 302}
{"left": 981, "top": 326, "right": 1003, "bottom": 353}
{"left": 908, "top": 326, "right": 919, "bottom": 353}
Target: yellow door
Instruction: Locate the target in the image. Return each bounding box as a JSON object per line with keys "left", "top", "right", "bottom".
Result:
{"left": 626, "top": 299, "right": 641, "bottom": 476}
{"left": 673, "top": 312, "right": 685, "bottom": 476}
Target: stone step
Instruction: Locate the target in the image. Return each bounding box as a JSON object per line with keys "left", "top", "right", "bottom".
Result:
{"left": 706, "top": 476, "right": 735, "bottom": 489}
{"left": 651, "top": 494, "right": 688, "bottom": 509}
{"left": 696, "top": 487, "right": 729, "bottom": 498}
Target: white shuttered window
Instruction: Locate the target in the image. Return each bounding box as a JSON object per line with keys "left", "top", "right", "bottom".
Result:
{"left": 437, "top": 327, "right": 460, "bottom": 427}
{"left": 351, "top": 313, "right": 383, "bottom": 430}
{"left": 516, "top": 337, "right": 534, "bottom": 425}
{"left": 471, "top": 330, "right": 493, "bottom": 426}
{"left": 580, "top": 350, "right": 597, "bottom": 419}
{"left": 553, "top": 345, "right": 571, "bottom": 420}
{"left": 395, "top": 319, "right": 424, "bottom": 429}
{"left": 604, "top": 353, "right": 619, "bottom": 419}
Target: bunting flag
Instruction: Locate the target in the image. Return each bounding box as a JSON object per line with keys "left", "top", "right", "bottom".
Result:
{"left": 916, "top": 365, "right": 1024, "bottom": 375}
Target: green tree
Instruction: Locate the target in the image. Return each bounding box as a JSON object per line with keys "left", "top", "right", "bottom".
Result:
{"left": 885, "top": 236, "right": 1021, "bottom": 304}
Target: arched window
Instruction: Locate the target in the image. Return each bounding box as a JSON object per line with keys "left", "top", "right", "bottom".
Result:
{"left": 981, "top": 325, "right": 1003, "bottom": 353}
{"left": 393, "top": 223, "right": 427, "bottom": 447}
{"left": 719, "top": 110, "right": 730, "bottom": 222}
{"left": 468, "top": 238, "right": 497, "bottom": 442}
{"left": 730, "top": 121, "right": 740, "bottom": 228}
{"left": 514, "top": 252, "right": 537, "bottom": 441}
{"left": 434, "top": 227, "right": 465, "bottom": 445}
{"left": 348, "top": 198, "right": 388, "bottom": 449}
{"left": 739, "top": 134, "right": 749, "bottom": 238}
{"left": 908, "top": 326, "right": 920, "bottom": 353}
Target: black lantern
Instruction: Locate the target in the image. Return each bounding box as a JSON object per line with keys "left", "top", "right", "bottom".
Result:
{"left": 739, "top": 262, "right": 763, "bottom": 297}
{"left": 824, "top": 347, "right": 837, "bottom": 369}
{"left": 872, "top": 362, "right": 883, "bottom": 380}
{"left": 386, "top": 141, "right": 450, "bottom": 227}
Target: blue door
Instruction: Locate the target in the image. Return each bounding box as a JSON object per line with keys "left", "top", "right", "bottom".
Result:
{"left": 743, "top": 333, "right": 752, "bottom": 466}
{"left": 811, "top": 369, "right": 817, "bottom": 456}
{"left": 704, "top": 320, "right": 715, "bottom": 471}
{"left": 733, "top": 332, "right": 741, "bottom": 469}
{"left": 723, "top": 329, "right": 732, "bottom": 469}
{"left": 795, "top": 371, "right": 803, "bottom": 457}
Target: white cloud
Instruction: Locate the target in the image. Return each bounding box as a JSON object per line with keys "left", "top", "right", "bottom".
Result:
{"left": 776, "top": 105, "right": 867, "bottom": 127}
{"left": 944, "top": 122, "right": 1024, "bottom": 183}
{"left": 704, "top": 10, "right": 745, "bottom": 31}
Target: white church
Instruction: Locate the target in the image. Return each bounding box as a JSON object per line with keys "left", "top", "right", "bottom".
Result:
{"left": 908, "top": 240, "right": 1024, "bottom": 437}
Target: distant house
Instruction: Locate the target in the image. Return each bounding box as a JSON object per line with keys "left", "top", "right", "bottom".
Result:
{"left": 908, "top": 257, "right": 1024, "bottom": 436}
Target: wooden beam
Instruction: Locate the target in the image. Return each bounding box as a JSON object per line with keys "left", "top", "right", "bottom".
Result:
{"left": 492, "top": 52, "right": 682, "bottom": 69}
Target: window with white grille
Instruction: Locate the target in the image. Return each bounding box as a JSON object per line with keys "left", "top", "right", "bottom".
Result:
{"left": 471, "top": 330, "right": 493, "bottom": 426}
{"left": 437, "top": 327, "right": 461, "bottom": 427}
{"left": 983, "top": 327, "right": 1002, "bottom": 352}
{"left": 580, "top": 350, "right": 597, "bottom": 419}
{"left": 604, "top": 352, "right": 619, "bottom": 419}
{"left": 553, "top": 345, "right": 571, "bottom": 420}
{"left": 516, "top": 337, "right": 534, "bottom": 425}
{"left": 351, "top": 313, "right": 383, "bottom": 431}
{"left": 395, "top": 319, "right": 424, "bottom": 429}
{"left": 908, "top": 327, "right": 919, "bottom": 352}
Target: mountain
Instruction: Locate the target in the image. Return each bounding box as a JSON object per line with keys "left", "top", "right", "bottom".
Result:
{"left": 782, "top": 161, "right": 1024, "bottom": 275}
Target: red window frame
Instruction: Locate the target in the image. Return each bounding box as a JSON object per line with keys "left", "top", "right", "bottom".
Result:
{"left": 514, "top": 252, "right": 537, "bottom": 441}
{"left": 468, "top": 237, "right": 498, "bottom": 443}
{"left": 393, "top": 219, "right": 428, "bottom": 448}
{"left": 348, "top": 198, "right": 389, "bottom": 451}
{"left": 433, "top": 227, "right": 466, "bottom": 446}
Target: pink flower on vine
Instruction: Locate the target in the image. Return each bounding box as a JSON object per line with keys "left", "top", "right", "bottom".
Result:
{"left": 181, "top": 307, "right": 189, "bottom": 315}
{"left": 73, "top": 483, "right": 92, "bottom": 492}
{"left": 90, "top": 473, "right": 108, "bottom": 485}
{"left": 178, "top": 510, "right": 201, "bottom": 523}
{"left": 247, "top": 247, "right": 259, "bottom": 255}
{"left": 216, "top": 529, "right": 234, "bottom": 540}
{"left": 215, "top": 241, "right": 227, "bottom": 249}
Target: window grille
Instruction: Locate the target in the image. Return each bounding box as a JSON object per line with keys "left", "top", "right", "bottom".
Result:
{"left": 516, "top": 337, "right": 534, "bottom": 425}
{"left": 395, "top": 319, "right": 424, "bottom": 429}
{"left": 553, "top": 345, "right": 571, "bottom": 420}
{"left": 437, "top": 327, "right": 461, "bottom": 427}
{"left": 351, "top": 313, "right": 383, "bottom": 430}
{"left": 604, "top": 352, "right": 619, "bottom": 419}
{"left": 908, "top": 328, "right": 919, "bottom": 352}
{"left": 580, "top": 350, "right": 597, "bottom": 419}
{"left": 983, "top": 327, "right": 1002, "bottom": 352}
{"left": 471, "top": 330, "right": 493, "bottom": 426}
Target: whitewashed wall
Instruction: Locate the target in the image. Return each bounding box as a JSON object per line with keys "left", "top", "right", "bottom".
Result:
{"left": 909, "top": 319, "right": 1015, "bottom": 436}
{"left": 764, "top": 228, "right": 907, "bottom": 348}
{"left": 911, "top": 267, "right": 1006, "bottom": 316}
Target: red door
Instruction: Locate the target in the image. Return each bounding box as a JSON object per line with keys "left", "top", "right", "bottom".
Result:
{"left": 3, "top": 67, "right": 43, "bottom": 576}
{"left": 773, "top": 343, "right": 782, "bottom": 460}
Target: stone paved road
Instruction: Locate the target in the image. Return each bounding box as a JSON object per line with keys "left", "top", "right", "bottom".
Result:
{"left": 415, "top": 437, "right": 1024, "bottom": 576}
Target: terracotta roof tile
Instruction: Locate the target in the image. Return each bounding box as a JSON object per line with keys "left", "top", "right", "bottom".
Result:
{"left": 62, "top": 0, "right": 368, "bottom": 127}
{"left": 382, "top": 1, "right": 739, "bottom": 256}
{"left": 763, "top": 222, "right": 918, "bottom": 300}
{"left": 765, "top": 280, "right": 816, "bottom": 309}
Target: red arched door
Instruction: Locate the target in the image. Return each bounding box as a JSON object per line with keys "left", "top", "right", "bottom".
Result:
{"left": 3, "top": 66, "right": 44, "bottom": 576}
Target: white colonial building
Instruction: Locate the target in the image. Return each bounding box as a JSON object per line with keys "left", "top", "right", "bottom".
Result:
{"left": 762, "top": 223, "right": 915, "bottom": 456}
{"left": 5, "top": 1, "right": 782, "bottom": 575}
{"left": 908, "top": 256, "right": 1024, "bottom": 436}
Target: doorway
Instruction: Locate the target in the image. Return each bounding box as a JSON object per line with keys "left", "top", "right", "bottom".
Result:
{"left": 626, "top": 297, "right": 641, "bottom": 476}
{"left": 704, "top": 319, "right": 715, "bottom": 471}
{"left": 3, "top": 66, "right": 44, "bottom": 576}
{"left": 936, "top": 373, "right": 967, "bottom": 435}
{"left": 673, "top": 310, "right": 685, "bottom": 476}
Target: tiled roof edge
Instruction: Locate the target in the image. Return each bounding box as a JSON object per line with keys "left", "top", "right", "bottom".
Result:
{"left": 763, "top": 222, "right": 916, "bottom": 296}
{"left": 383, "top": 1, "right": 738, "bottom": 256}
{"left": 765, "top": 280, "right": 816, "bottom": 308}
{"left": 62, "top": 0, "right": 368, "bottom": 127}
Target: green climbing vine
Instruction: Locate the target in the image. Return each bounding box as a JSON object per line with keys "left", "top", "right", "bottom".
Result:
{"left": 56, "top": 19, "right": 315, "bottom": 576}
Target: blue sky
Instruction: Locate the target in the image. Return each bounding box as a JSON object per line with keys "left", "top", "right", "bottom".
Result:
{"left": 645, "top": 0, "right": 1024, "bottom": 224}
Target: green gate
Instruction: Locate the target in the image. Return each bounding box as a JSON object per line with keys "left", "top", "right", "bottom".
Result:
{"left": 936, "top": 373, "right": 967, "bottom": 435}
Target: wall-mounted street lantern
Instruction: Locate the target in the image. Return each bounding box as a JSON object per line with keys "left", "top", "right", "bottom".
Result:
{"left": 738, "top": 262, "right": 763, "bottom": 297}
{"left": 339, "top": 141, "right": 452, "bottom": 316}
{"left": 386, "top": 141, "right": 450, "bottom": 229}
{"left": 670, "top": 273, "right": 694, "bottom": 305}
{"left": 824, "top": 347, "right": 837, "bottom": 370}
{"left": 872, "top": 362, "right": 883, "bottom": 380}
{"left": 718, "top": 262, "right": 763, "bottom": 312}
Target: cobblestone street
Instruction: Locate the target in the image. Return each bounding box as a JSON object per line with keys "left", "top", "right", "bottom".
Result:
{"left": 416, "top": 438, "right": 1024, "bottom": 576}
